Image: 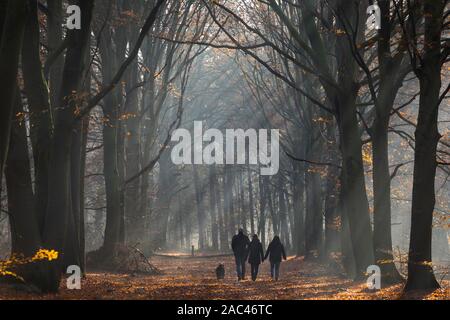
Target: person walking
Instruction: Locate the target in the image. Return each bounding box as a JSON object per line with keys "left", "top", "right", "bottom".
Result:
{"left": 247, "top": 234, "right": 264, "bottom": 281}
{"left": 231, "top": 228, "right": 250, "bottom": 281}
{"left": 264, "top": 235, "right": 287, "bottom": 281}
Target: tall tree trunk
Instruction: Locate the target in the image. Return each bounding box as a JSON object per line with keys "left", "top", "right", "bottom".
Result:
{"left": 22, "top": 0, "right": 53, "bottom": 235}
{"left": 177, "top": 200, "right": 184, "bottom": 249}
{"left": 301, "top": 0, "right": 374, "bottom": 276}
{"left": 5, "top": 90, "right": 43, "bottom": 287}
{"left": 323, "top": 119, "right": 340, "bottom": 259}
{"left": 323, "top": 164, "right": 340, "bottom": 259}
{"left": 5, "top": 90, "right": 40, "bottom": 258}
{"left": 0, "top": 0, "right": 27, "bottom": 187}
{"left": 371, "top": 0, "right": 404, "bottom": 284}
{"left": 185, "top": 210, "right": 192, "bottom": 251}
{"left": 41, "top": 0, "right": 94, "bottom": 292}
{"left": 292, "top": 161, "right": 305, "bottom": 256}
{"left": 224, "top": 165, "right": 235, "bottom": 240}
{"left": 117, "top": 118, "right": 126, "bottom": 245}
{"left": 209, "top": 166, "right": 219, "bottom": 250}
{"left": 405, "top": 0, "right": 444, "bottom": 291}
{"left": 339, "top": 176, "right": 356, "bottom": 278}
{"left": 258, "top": 174, "right": 267, "bottom": 247}
{"left": 78, "top": 116, "right": 89, "bottom": 272}
{"left": 217, "top": 174, "right": 227, "bottom": 251}
{"left": 153, "top": 150, "right": 172, "bottom": 249}
{"left": 102, "top": 101, "right": 122, "bottom": 257}
{"left": 47, "top": 0, "right": 63, "bottom": 109}
{"left": 304, "top": 163, "right": 322, "bottom": 259}
{"left": 139, "top": 94, "right": 157, "bottom": 248}
{"left": 99, "top": 36, "right": 123, "bottom": 258}
{"left": 124, "top": 54, "right": 142, "bottom": 245}
{"left": 238, "top": 171, "right": 247, "bottom": 232}
{"left": 304, "top": 130, "right": 323, "bottom": 258}
{"left": 65, "top": 120, "right": 83, "bottom": 269}
{"left": 372, "top": 107, "right": 403, "bottom": 282}
{"left": 278, "top": 176, "right": 289, "bottom": 249}
{"left": 66, "top": 31, "right": 91, "bottom": 271}
{"left": 247, "top": 165, "right": 255, "bottom": 236}
{"left": 267, "top": 181, "right": 278, "bottom": 236}
{"left": 332, "top": 3, "right": 375, "bottom": 270}
{"left": 336, "top": 94, "right": 375, "bottom": 276}
{"left": 193, "top": 165, "right": 206, "bottom": 249}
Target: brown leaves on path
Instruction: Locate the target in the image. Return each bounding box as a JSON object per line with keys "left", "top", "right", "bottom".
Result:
{"left": 0, "top": 255, "right": 448, "bottom": 300}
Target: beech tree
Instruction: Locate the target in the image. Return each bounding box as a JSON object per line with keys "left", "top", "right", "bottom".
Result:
{"left": 402, "top": 0, "right": 448, "bottom": 291}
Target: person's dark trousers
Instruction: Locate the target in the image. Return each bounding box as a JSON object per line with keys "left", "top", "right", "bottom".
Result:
{"left": 235, "top": 256, "right": 246, "bottom": 280}
{"left": 270, "top": 262, "right": 280, "bottom": 280}
{"left": 250, "top": 264, "right": 259, "bottom": 281}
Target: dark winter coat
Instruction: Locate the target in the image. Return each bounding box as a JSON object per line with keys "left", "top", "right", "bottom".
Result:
{"left": 264, "top": 238, "right": 287, "bottom": 263}
{"left": 248, "top": 239, "right": 264, "bottom": 265}
{"left": 231, "top": 232, "right": 250, "bottom": 258}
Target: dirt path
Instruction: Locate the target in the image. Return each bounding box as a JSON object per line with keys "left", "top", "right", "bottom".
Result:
{"left": 0, "top": 255, "right": 448, "bottom": 300}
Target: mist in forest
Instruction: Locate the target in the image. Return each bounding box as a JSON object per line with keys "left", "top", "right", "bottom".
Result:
{"left": 0, "top": 0, "right": 448, "bottom": 299}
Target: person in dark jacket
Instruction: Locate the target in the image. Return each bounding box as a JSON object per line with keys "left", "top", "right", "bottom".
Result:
{"left": 248, "top": 234, "right": 264, "bottom": 281}
{"left": 264, "top": 235, "right": 287, "bottom": 281}
{"left": 231, "top": 229, "right": 250, "bottom": 281}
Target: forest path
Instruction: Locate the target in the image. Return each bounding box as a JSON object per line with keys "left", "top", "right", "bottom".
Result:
{"left": 0, "top": 254, "right": 448, "bottom": 300}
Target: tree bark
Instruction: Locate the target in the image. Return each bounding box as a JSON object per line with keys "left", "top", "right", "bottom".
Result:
{"left": 22, "top": 0, "right": 53, "bottom": 235}
{"left": 404, "top": 0, "right": 444, "bottom": 291}
{"left": 247, "top": 165, "right": 255, "bottom": 236}
{"left": 339, "top": 172, "right": 356, "bottom": 277}
{"left": 102, "top": 90, "right": 123, "bottom": 257}
{"left": 193, "top": 165, "right": 206, "bottom": 249}
{"left": 153, "top": 150, "right": 172, "bottom": 248}
{"left": 97, "top": 19, "right": 125, "bottom": 257}
{"left": 5, "top": 90, "right": 40, "bottom": 258}
{"left": 47, "top": 0, "right": 64, "bottom": 109}
{"left": 238, "top": 171, "right": 247, "bottom": 232}
{"left": 124, "top": 24, "right": 142, "bottom": 244}
{"left": 258, "top": 174, "right": 268, "bottom": 247}
{"left": 217, "top": 174, "right": 227, "bottom": 251}
{"left": 336, "top": 93, "right": 375, "bottom": 276}
{"left": 224, "top": 165, "right": 235, "bottom": 239}
{"left": 0, "top": 0, "right": 27, "bottom": 187}
{"left": 370, "top": 0, "right": 405, "bottom": 284}
{"left": 278, "top": 176, "right": 290, "bottom": 249}
{"left": 292, "top": 161, "right": 305, "bottom": 256}
{"left": 41, "top": 0, "right": 94, "bottom": 292}
{"left": 323, "top": 164, "right": 340, "bottom": 259}
{"left": 209, "top": 166, "right": 219, "bottom": 250}
{"left": 304, "top": 163, "right": 322, "bottom": 259}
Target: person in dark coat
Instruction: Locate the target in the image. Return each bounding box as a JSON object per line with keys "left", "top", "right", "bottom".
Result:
{"left": 264, "top": 235, "right": 287, "bottom": 281}
{"left": 247, "top": 234, "right": 264, "bottom": 281}
{"left": 231, "top": 229, "right": 250, "bottom": 281}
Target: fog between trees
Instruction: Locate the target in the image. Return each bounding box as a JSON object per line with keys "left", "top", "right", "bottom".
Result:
{"left": 0, "top": 0, "right": 448, "bottom": 295}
